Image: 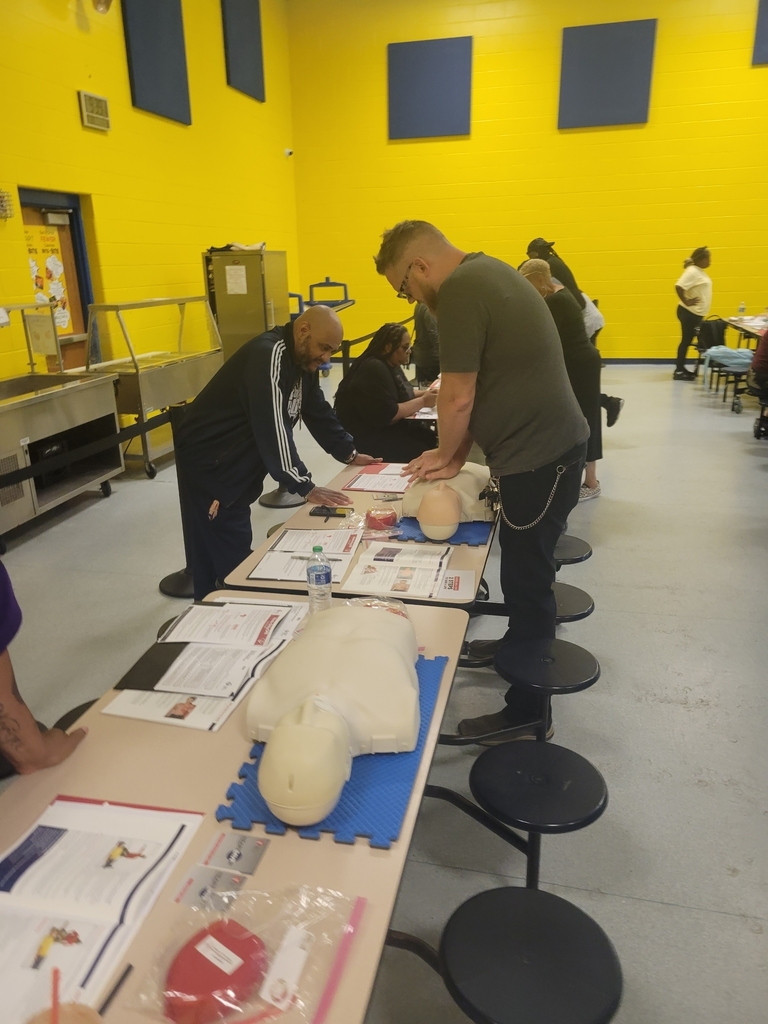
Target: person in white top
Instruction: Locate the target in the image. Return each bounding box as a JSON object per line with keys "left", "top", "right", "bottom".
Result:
{"left": 674, "top": 247, "right": 712, "bottom": 380}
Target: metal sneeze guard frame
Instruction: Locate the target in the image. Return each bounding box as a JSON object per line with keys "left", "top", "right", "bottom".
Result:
{"left": 2, "top": 300, "right": 64, "bottom": 373}
{"left": 85, "top": 295, "right": 223, "bottom": 476}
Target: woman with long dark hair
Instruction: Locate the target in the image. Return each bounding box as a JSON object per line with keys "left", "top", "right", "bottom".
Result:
{"left": 334, "top": 323, "right": 437, "bottom": 462}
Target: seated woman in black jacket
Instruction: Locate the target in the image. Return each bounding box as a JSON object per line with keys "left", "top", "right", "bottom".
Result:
{"left": 334, "top": 323, "right": 437, "bottom": 463}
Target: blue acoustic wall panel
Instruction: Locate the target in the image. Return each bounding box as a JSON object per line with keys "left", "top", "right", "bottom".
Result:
{"left": 559, "top": 20, "right": 657, "bottom": 129}
{"left": 388, "top": 36, "right": 472, "bottom": 140}
{"left": 221, "top": 0, "right": 265, "bottom": 102}
{"left": 754, "top": 0, "right": 768, "bottom": 64}
{"left": 122, "top": 0, "right": 192, "bottom": 125}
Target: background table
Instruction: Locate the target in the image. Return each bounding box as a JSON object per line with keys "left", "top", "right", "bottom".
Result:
{"left": 0, "top": 592, "right": 468, "bottom": 1024}
{"left": 225, "top": 463, "right": 497, "bottom": 608}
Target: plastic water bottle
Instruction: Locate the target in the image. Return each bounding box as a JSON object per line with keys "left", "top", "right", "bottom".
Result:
{"left": 306, "top": 545, "right": 332, "bottom": 615}
{"left": 738, "top": 301, "right": 746, "bottom": 314}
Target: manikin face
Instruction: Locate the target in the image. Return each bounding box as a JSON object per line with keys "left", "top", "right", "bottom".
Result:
{"left": 293, "top": 323, "right": 341, "bottom": 372}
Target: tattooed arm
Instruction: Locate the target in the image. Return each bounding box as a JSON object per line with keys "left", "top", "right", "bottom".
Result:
{"left": 0, "top": 649, "right": 87, "bottom": 774}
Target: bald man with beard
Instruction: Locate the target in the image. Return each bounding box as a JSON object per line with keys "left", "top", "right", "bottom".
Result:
{"left": 175, "top": 305, "right": 379, "bottom": 600}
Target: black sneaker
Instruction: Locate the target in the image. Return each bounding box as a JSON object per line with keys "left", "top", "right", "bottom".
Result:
{"left": 460, "top": 636, "right": 503, "bottom": 668}
{"left": 673, "top": 368, "right": 696, "bottom": 381}
{"left": 457, "top": 707, "right": 554, "bottom": 745}
{"left": 605, "top": 396, "right": 625, "bottom": 427}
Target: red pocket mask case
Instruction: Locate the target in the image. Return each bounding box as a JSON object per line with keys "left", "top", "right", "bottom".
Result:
{"left": 164, "top": 918, "right": 269, "bottom": 1024}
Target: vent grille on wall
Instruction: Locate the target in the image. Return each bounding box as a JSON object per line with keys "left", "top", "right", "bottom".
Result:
{"left": 0, "top": 455, "right": 24, "bottom": 508}
{"left": 78, "top": 91, "right": 111, "bottom": 130}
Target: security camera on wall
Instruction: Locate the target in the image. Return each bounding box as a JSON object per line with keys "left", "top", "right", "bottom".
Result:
{"left": 284, "top": 148, "right": 294, "bottom": 157}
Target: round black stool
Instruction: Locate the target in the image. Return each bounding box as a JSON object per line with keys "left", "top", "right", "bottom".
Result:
{"left": 470, "top": 741, "right": 607, "bottom": 885}
{"left": 258, "top": 484, "right": 306, "bottom": 509}
{"left": 440, "top": 888, "right": 622, "bottom": 1024}
{"left": 494, "top": 637, "right": 600, "bottom": 695}
{"left": 555, "top": 534, "right": 592, "bottom": 564}
{"left": 553, "top": 581, "right": 594, "bottom": 622}
{"left": 266, "top": 521, "right": 286, "bottom": 538}
{"left": 159, "top": 567, "right": 194, "bottom": 599}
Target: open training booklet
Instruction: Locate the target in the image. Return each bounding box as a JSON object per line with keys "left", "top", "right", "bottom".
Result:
{"left": 102, "top": 600, "right": 307, "bottom": 731}
{"left": 340, "top": 541, "right": 452, "bottom": 599}
{"left": 0, "top": 796, "right": 202, "bottom": 1023}
{"left": 248, "top": 528, "right": 363, "bottom": 583}
{"left": 343, "top": 463, "right": 410, "bottom": 494}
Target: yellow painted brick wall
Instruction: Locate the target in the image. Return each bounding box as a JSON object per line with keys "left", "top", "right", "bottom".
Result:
{"left": 287, "top": 0, "right": 768, "bottom": 357}
{"left": 0, "top": 0, "right": 298, "bottom": 376}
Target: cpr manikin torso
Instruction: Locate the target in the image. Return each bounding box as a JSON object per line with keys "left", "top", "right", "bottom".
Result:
{"left": 402, "top": 463, "right": 493, "bottom": 540}
{"left": 246, "top": 605, "right": 419, "bottom": 826}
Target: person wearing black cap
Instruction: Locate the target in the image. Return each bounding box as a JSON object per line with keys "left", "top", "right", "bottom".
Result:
{"left": 524, "top": 239, "right": 624, "bottom": 427}
{"left": 525, "top": 238, "right": 586, "bottom": 310}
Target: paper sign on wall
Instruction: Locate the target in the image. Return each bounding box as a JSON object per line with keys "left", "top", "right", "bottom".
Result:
{"left": 225, "top": 264, "right": 248, "bottom": 294}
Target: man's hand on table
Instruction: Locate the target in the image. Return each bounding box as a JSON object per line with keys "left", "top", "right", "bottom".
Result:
{"left": 307, "top": 485, "right": 352, "bottom": 506}
{"left": 305, "top": 455, "right": 380, "bottom": 506}
{"left": 349, "top": 453, "right": 382, "bottom": 466}
{"left": 16, "top": 726, "right": 88, "bottom": 775}
{"left": 403, "top": 448, "right": 464, "bottom": 483}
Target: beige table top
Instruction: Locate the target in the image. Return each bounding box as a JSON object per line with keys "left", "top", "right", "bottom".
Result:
{"left": 0, "top": 591, "right": 468, "bottom": 1024}
{"left": 225, "top": 463, "right": 496, "bottom": 608}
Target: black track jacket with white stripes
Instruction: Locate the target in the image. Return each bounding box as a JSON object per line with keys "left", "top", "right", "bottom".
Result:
{"left": 175, "top": 322, "right": 355, "bottom": 505}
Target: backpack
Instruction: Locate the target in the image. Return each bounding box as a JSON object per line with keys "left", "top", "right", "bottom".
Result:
{"left": 697, "top": 317, "right": 727, "bottom": 350}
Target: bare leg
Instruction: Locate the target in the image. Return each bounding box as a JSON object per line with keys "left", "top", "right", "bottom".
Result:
{"left": 583, "top": 462, "right": 599, "bottom": 489}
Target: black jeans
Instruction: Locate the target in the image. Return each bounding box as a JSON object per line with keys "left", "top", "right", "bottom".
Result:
{"left": 177, "top": 466, "right": 257, "bottom": 601}
{"left": 497, "top": 441, "right": 586, "bottom": 711}
{"left": 676, "top": 306, "right": 703, "bottom": 370}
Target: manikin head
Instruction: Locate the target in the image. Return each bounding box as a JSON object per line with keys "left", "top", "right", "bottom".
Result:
{"left": 374, "top": 220, "right": 466, "bottom": 315}
{"left": 257, "top": 696, "right": 352, "bottom": 825}
{"left": 292, "top": 305, "right": 344, "bottom": 372}
{"left": 416, "top": 481, "right": 462, "bottom": 540}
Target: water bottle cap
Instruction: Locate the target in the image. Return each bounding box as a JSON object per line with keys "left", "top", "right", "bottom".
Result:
{"left": 313, "top": 545, "right": 323, "bottom": 552}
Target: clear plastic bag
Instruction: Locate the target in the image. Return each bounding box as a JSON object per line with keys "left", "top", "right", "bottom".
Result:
{"left": 336, "top": 509, "right": 402, "bottom": 542}
{"left": 345, "top": 596, "right": 410, "bottom": 620}
{"left": 132, "top": 886, "right": 362, "bottom": 1024}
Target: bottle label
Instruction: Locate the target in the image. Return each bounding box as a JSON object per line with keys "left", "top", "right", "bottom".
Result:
{"left": 308, "top": 566, "right": 332, "bottom": 586}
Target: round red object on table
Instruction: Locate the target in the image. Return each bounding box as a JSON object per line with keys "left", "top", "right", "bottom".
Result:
{"left": 164, "top": 919, "right": 269, "bottom": 1024}
{"left": 365, "top": 506, "right": 398, "bottom": 530}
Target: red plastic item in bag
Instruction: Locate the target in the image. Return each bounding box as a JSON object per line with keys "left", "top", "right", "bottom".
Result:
{"left": 164, "top": 918, "right": 269, "bottom": 1024}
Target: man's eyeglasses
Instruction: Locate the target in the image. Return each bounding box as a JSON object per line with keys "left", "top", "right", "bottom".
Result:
{"left": 397, "top": 262, "right": 414, "bottom": 300}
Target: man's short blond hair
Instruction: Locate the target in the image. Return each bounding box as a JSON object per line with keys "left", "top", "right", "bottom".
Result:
{"left": 519, "top": 258, "right": 552, "bottom": 281}
{"left": 374, "top": 220, "right": 448, "bottom": 274}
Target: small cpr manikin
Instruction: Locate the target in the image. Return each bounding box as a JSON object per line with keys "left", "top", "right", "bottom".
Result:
{"left": 246, "top": 604, "right": 419, "bottom": 826}
{"left": 402, "top": 463, "right": 492, "bottom": 540}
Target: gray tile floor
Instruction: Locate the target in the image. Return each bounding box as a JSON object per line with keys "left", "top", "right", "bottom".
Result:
{"left": 3, "top": 366, "right": 767, "bottom": 1021}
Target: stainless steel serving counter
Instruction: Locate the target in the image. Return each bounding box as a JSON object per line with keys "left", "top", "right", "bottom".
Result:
{"left": 0, "top": 371, "right": 122, "bottom": 546}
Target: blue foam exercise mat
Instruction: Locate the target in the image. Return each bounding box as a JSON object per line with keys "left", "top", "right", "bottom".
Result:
{"left": 397, "top": 517, "right": 493, "bottom": 546}
{"left": 215, "top": 656, "right": 448, "bottom": 848}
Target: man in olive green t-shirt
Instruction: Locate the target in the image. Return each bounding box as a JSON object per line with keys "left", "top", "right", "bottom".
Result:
{"left": 375, "top": 220, "right": 588, "bottom": 742}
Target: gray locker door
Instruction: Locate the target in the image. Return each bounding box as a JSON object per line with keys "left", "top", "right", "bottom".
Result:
{"left": 210, "top": 252, "right": 267, "bottom": 361}
{"left": 262, "top": 251, "right": 290, "bottom": 330}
